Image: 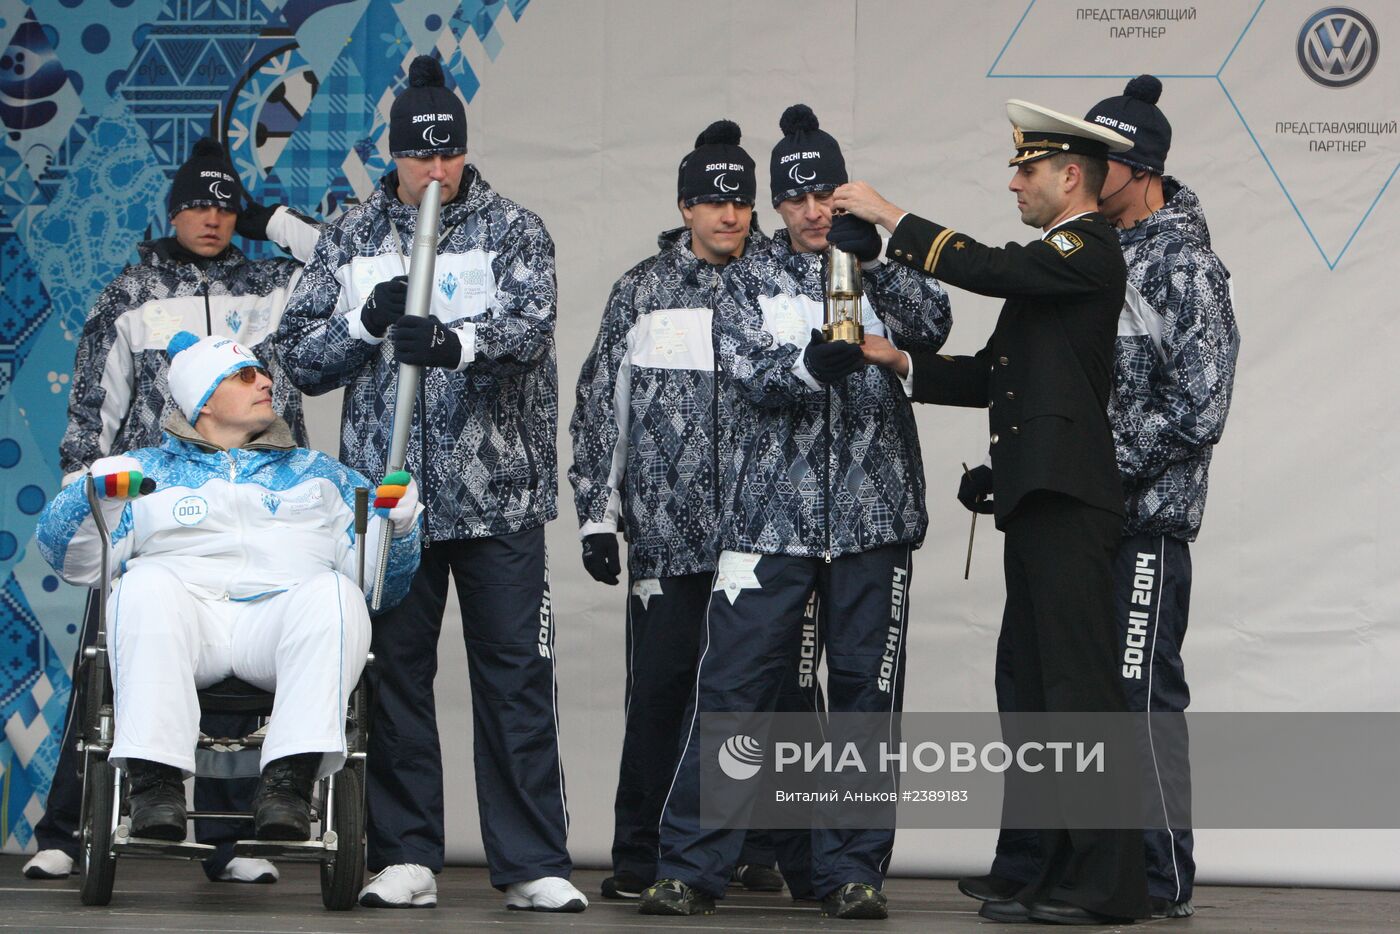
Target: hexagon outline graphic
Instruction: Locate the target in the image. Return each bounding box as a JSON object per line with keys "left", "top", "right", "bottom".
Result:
{"left": 986, "top": 0, "right": 1396, "bottom": 269}
{"left": 1217, "top": 3, "right": 1399, "bottom": 270}
{"left": 988, "top": 0, "right": 1268, "bottom": 79}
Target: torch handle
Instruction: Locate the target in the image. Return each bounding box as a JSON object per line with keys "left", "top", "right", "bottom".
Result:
{"left": 354, "top": 488, "right": 369, "bottom": 592}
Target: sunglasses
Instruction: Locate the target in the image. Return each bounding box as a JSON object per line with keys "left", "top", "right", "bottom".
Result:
{"left": 231, "top": 366, "right": 271, "bottom": 384}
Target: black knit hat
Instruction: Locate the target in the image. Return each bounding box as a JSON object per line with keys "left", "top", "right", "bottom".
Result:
{"left": 677, "top": 120, "right": 755, "bottom": 207}
{"left": 168, "top": 138, "right": 240, "bottom": 218}
{"left": 1083, "top": 75, "right": 1172, "bottom": 174}
{"left": 390, "top": 55, "right": 467, "bottom": 158}
{"left": 769, "top": 104, "right": 847, "bottom": 206}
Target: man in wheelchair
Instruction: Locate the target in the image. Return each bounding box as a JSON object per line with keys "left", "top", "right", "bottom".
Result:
{"left": 36, "top": 331, "right": 422, "bottom": 843}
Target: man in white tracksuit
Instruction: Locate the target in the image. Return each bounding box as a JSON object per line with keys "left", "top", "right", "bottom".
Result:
{"left": 25, "top": 137, "right": 321, "bottom": 884}
{"left": 35, "top": 332, "right": 421, "bottom": 841}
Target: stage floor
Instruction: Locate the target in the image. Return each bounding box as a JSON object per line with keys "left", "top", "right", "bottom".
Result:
{"left": 2, "top": 856, "right": 1396, "bottom": 932}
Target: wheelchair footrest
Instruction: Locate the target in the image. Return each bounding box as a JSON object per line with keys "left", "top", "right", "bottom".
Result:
{"left": 233, "top": 834, "right": 338, "bottom": 862}
{"left": 112, "top": 826, "right": 217, "bottom": 859}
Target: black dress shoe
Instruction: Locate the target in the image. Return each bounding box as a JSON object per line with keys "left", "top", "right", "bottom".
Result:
{"left": 601, "top": 871, "right": 646, "bottom": 899}
{"left": 958, "top": 873, "right": 1024, "bottom": 902}
{"left": 978, "top": 898, "right": 1032, "bottom": 923}
{"left": 253, "top": 753, "right": 319, "bottom": 840}
{"left": 1026, "top": 898, "right": 1136, "bottom": 926}
{"left": 731, "top": 863, "right": 785, "bottom": 891}
{"left": 1150, "top": 896, "right": 1195, "bottom": 918}
{"left": 127, "top": 759, "right": 187, "bottom": 841}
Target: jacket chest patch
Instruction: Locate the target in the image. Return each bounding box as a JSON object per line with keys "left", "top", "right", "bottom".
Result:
{"left": 278, "top": 486, "right": 325, "bottom": 512}
{"left": 173, "top": 495, "right": 209, "bottom": 526}
{"left": 648, "top": 312, "right": 687, "bottom": 358}
{"left": 142, "top": 304, "right": 188, "bottom": 346}
{"left": 343, "top": 249, "right": 496, "bottom": 322}
{"left": 444, "top": 266, "right": 487, "bottom": 300}
{"left": 757, "top": 293, "right": 822, "bottom": 348}
{"left": 630, "top": 307, "right": 714, "bottom": 371}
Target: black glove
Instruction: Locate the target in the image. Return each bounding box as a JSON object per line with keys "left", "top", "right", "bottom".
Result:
{"left": 235, "top": 200, "right": 278, "bottom": 242}
{"left": 957, "top": 464, "right": 995, "bottom": 515}
{"left": 826, "top": 213, "right": 882, "bottom": 262}
{"left": 361, "top": 276, "right": 408, "bottom": 338}
{"left": 803, "top": 328, "right": 865, "bottom": 385}
{"left": 392, "top": 314, "right": 463, "bottom": 368}
{"left": 581, "top": 533, "right": 621, "bottom": 585}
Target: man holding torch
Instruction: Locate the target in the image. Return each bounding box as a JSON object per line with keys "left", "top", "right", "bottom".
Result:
{"left": 275, "top": 55, "right": 582, "bottom": 913}
{"left": 643, "top": 105, "right": 951, "bottom": 920}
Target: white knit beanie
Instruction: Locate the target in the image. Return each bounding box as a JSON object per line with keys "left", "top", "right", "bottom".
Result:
{"left": 166, "top": 331, "right": 261, "bottom": 424}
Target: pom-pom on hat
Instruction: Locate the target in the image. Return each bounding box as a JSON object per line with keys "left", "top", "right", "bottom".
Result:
{"left": 769, "top": 104, "right": 848, "bottom": 207}
{"left": 390, "top": 55, "right": 467, "bottom": 158}
{"left": 1083, "top": 75, "right": 1172, "bottom": 173}
{"left": 166, "top": 331, "right": 262, "bottom": 424}
{"left": 168, "top": 138, "right": 240, "bottom": 219}
{"left": 677, "top": 119, "right": 756, "bottom": 207}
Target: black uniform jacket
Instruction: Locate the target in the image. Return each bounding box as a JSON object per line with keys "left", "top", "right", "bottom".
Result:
{"left": 886, "top": 211, "right": 1126, "bottom": 528}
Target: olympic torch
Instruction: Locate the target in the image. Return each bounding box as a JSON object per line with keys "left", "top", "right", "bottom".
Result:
{"left": 823, "top": 245, "right": 865, "bottom": 345}
{"left": 371, "top": 179, "right": 441, "bottom": 611}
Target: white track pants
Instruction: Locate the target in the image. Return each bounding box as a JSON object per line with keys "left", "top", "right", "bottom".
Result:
{"left": 106, "top": 564, "right": 370, "bottom": 779}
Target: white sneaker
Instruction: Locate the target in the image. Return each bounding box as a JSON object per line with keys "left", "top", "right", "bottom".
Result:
{"left": 22, "top": 849, "right": 74, "bottom": 879}
{"left": 359, "top": 863, "right": 437, "bottom": 908}
{"left": 215, "top": 857, "right": 278, "bottom": 884}
{"left": 504, "top": 876, "right": 588, "bottom": 912}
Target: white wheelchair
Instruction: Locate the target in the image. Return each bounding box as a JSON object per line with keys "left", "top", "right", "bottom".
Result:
{"left": 74, "top": 477, "right": 373, "bottom": 909}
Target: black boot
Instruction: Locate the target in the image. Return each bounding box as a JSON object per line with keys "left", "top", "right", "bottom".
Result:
{"left": 127, "top": 759, "right": 187, "bottom": 841}
{"left": 252, "top": 753, "right": 319, "bottom": 841}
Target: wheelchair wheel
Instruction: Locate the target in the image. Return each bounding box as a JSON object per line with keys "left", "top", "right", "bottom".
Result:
{"left": 320, "top": 764, "right": 365, "bottom": 910}
{"left": 79, "top": 755, "right": 118, "bottom": 906}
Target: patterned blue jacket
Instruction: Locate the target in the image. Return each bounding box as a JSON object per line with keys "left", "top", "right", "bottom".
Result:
{"left": 59, "top": 225, "right": 317, "bottom": 482}
{"left": 569, "top": 226, "right": 767, "bottom": 580}
{"left": 1111, "top": 179, "right": 1240, "bottom": 541}
{"left": 719, "top": 230, "right": 952, "bottom": 558}
{"left": 274, "top": 167, "right": 558, "bottom": 542}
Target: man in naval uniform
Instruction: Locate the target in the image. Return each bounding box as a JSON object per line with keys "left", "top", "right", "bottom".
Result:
{"left": 831, "top": 99, "right": 1151, "bottom": 926}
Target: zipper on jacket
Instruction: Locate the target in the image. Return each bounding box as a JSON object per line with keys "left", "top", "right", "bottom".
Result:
{"left": 417, "top": 375, "right": 430, "bottom": 550}
{"left": 711, "top": 365, "right": 720, "bottom": 517}
{"left": 224, "top": 450, "right": 246, "bottom": 598}
{"left": 709, "top": 273, "right": 724, "bottom": 521}
{"left": 823, "top": 385, "right": 832, "bottom": 564}
{"left": 198, "top": 268, "right": 212, "bottom": 335}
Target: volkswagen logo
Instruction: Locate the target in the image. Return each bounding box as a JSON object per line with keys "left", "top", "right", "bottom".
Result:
{"left": 1297, "top": 7, "right": 1379, "bottom": 88}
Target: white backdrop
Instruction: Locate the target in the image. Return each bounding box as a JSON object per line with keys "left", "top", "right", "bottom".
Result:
{"left": 298, "top": 0, "right": 1400, "bottom": 887}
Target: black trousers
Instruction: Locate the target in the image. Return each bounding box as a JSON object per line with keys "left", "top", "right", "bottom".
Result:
{"left": 657, "top": 545, "right": 911, "bottom": 899}
{"left": 364, "top": 528, "right": 571, "bottom": 888}
{"left": 996, "top": 492, "right": 1150, "bottom": 920}
{"left": 33, "top": 592, "right": 255, "bottom": 878}
{"left": 610, "top": 572, "right": 820, "bottom": 891}
{"left": 992, "top": 532, "right": 1195, "bottom": 902}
